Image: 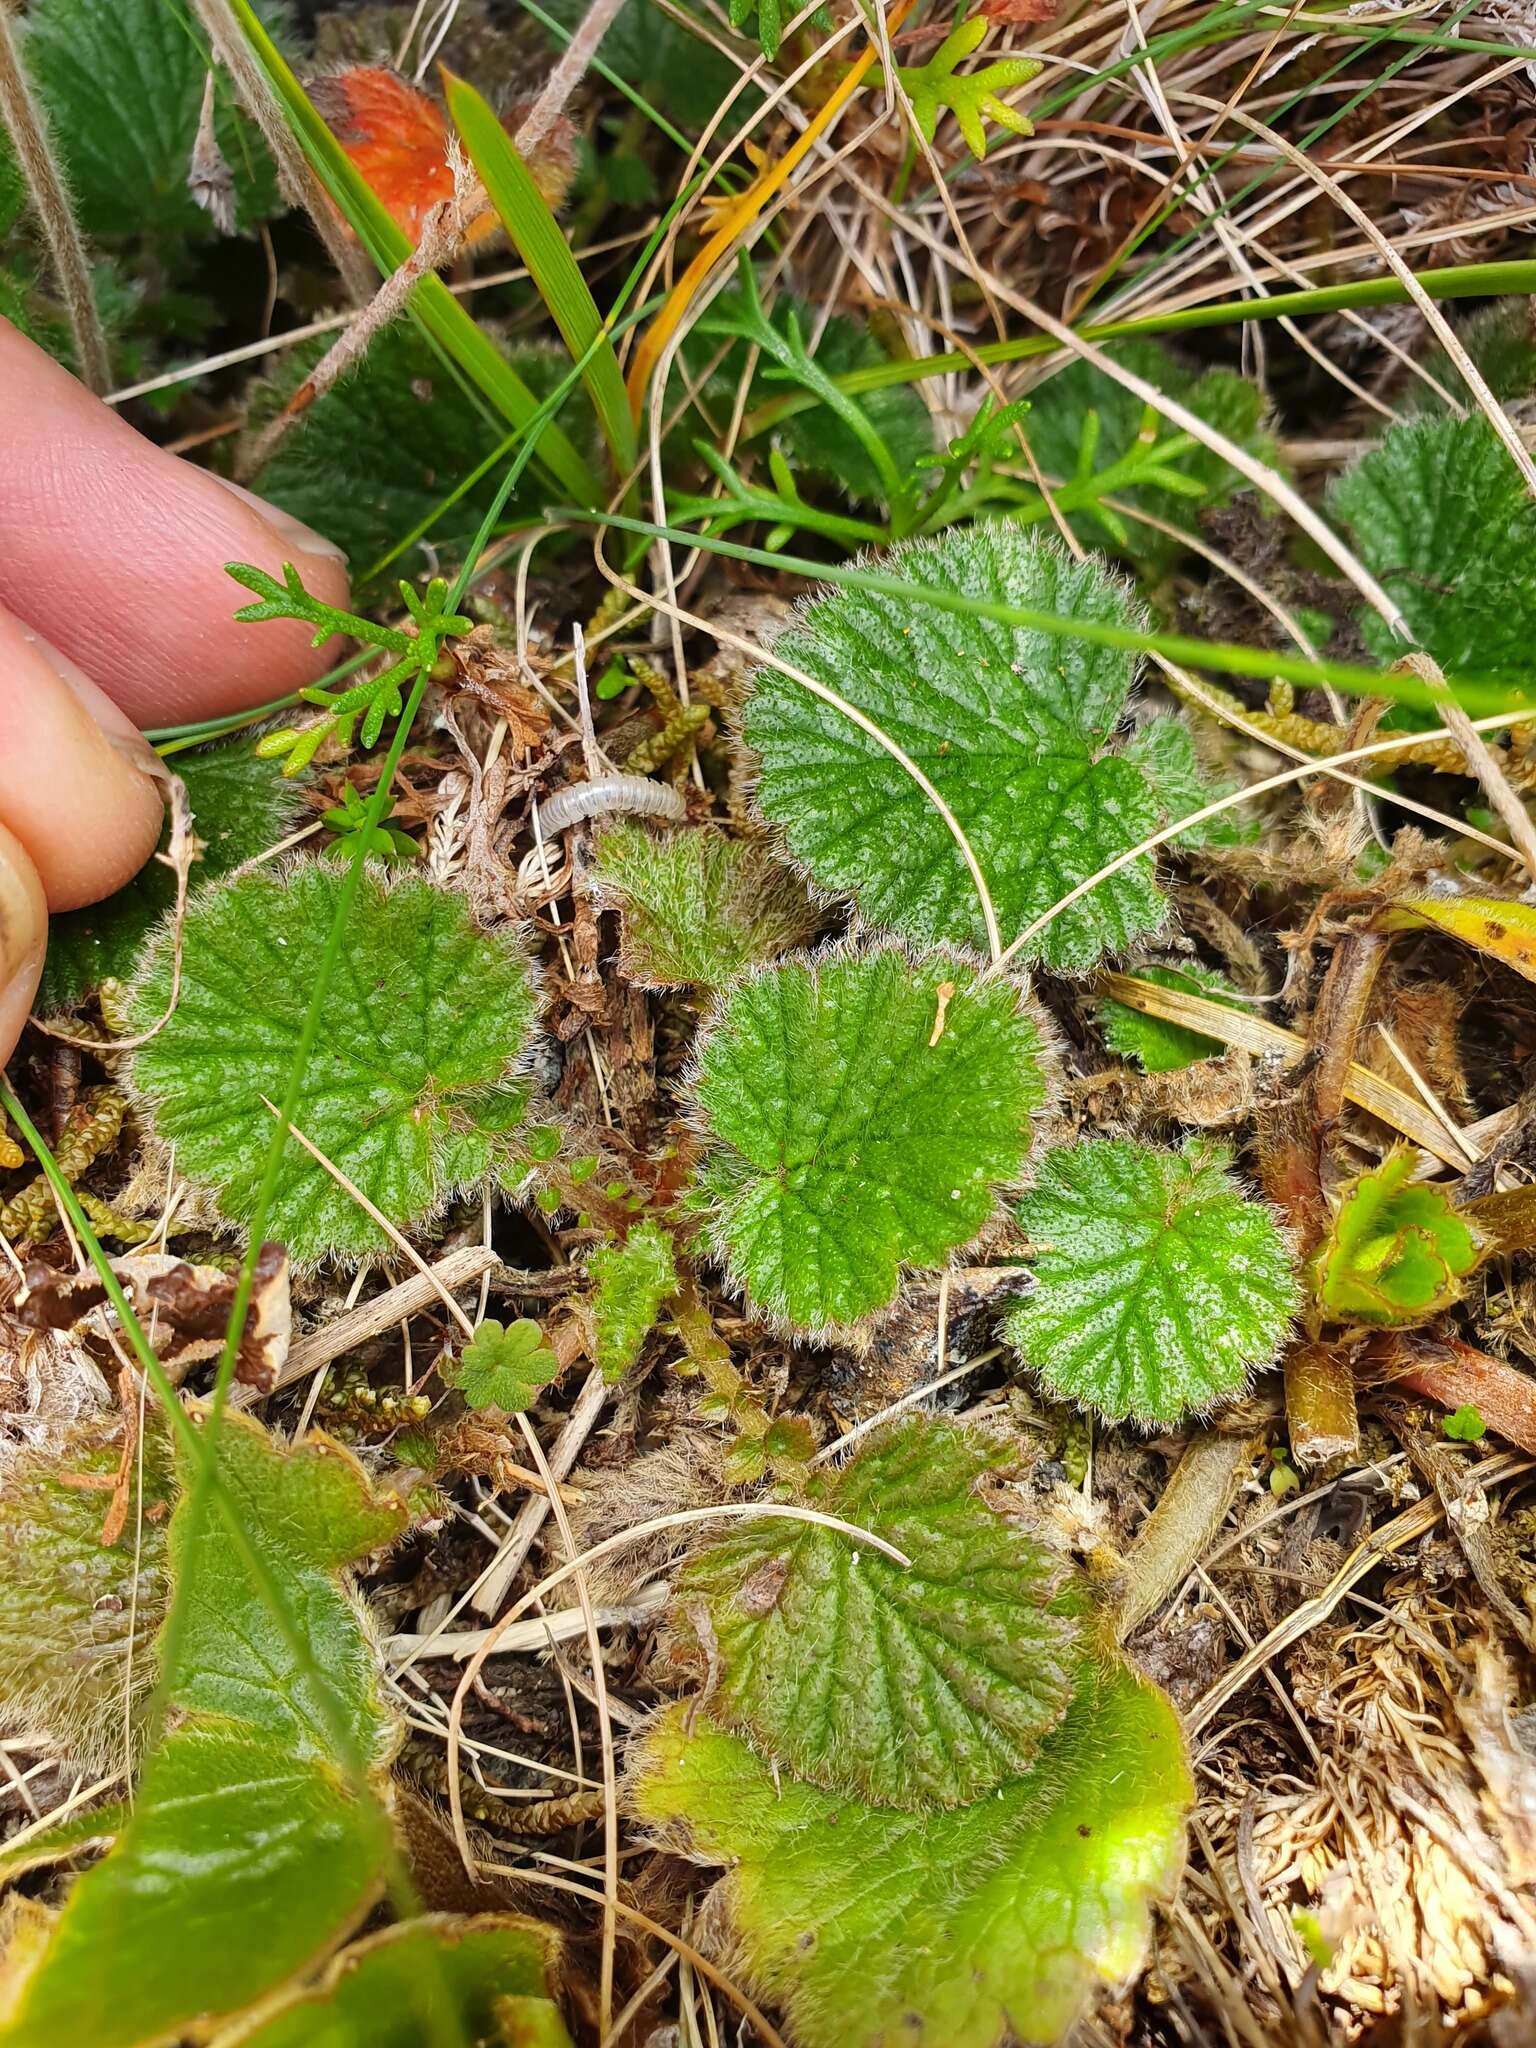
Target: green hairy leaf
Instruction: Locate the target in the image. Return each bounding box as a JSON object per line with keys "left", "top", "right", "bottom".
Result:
{"left": 0, "top": 1421, "right": 172, "bottom": 1770}
{"left": 127, "top": 862, "right": 542, "bottom": 1262}
{"left": 590, "top": 822, "right": 817, "bottom": 988}
{"left": 686, "top": 945, "right": 1048, "bottom": 1332}
{"left": 447, "top": 1318, "right": 562, "bottom": 1414}
{"left": 1307, "top": 1146, "right": 1480, "bottom": 1327}
{"left": 630, "top": 1420, "right": 1191, "bottom": 2048}
{"left": 1021, "top": 337, "right": 1275, "bottom": 572}
{"left": 1122, "top": 714, "right": 1245, "bottom": 847}
{"left": 679, "top": 1418, "right": 1083, "bottom": 1809}
{"left": 17, "top": 0, "right": 282, "bottom": 245}
{"left": 1330, "top": 414, "right": 1536, "bottom": 683}
{"left": 213, "top": 1915, "right": 573, "bottom": 2047}
{"left": 1408, "top": 303, "right": 1536, "bottom": 414}
{"left": 0, "top": 1417, "right": 407, "bottom": 2048}
{"left": 1098, "top": 961, "right": 1243, "bottom": 1072}
{"left": 744, "top": 522, "right": 1189, "bottom": 969}
{"left": 40, "top": 738, "right": 303, "bottom": 1013}
{"left": 246, "top": 327, "right": 577, "bottom": 583}
{"left": 1005, "top": 1138, "right": 1297, "bottom": 1423}
{"left": 586, "top": 1220, "right": 677, "bottom": 1381}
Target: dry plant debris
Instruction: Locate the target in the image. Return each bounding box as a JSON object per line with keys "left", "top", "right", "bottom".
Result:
{"left": 5, "top": 0, "right": 1536, "bottom": 2042}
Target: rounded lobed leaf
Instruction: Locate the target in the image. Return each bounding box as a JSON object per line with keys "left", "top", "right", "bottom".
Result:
{"left": 629, "top": 1660, "right": 1191, "bottom": 2048}
{"left": 1330, "top": 414, "right": 1536, "bottom": 682}
{"left": 1005, "top": 1137, "right": 1296, "bottom": 1424}
{"left": 680, "top": 1417, "right": 1087, "bottom": 1810}
{"left": 743, "top": 521, "right": 1179, "bottom": 970}
{"left": 686, "top": 944, "right": 1049, "bottom": 1332}
{"left": 127, "top": 862, "right": 542, "bottom": 1263}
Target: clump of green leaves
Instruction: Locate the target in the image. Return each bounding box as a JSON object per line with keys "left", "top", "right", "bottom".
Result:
{"left": 686, "top": 945, "right": 1048, "bottom": 1332}
{"left": 232, "top": 563, "right": 470, "bottom": 776}
{"left": 39, "top": 736, "right": 303, "bottom": 1013}
{"left": 446, "top": 1318, "right": 562, "bottom": 1415}
{"left": 630, "top": 1418, "right": 1191, "bottom": 2048}
{"left": 590, "top": 822, "right": 817, "bottom": 988}
{"left": 745, "top": 522, "right": 1217, "bottom": 968}
{"left": 586, "top": 1220, "right": 677, "bottom": 1381}
{"left": 1307, "top": 1147, "right": 1480, "bottom": 1327}
{"left": 1005, "top": 1138, "right": 1297, "bottom": 1424}
{"left": 1443, "top": 1404, "right": 1487, "bottom": 1443}
{"left": 321, "top": 783, "right": 418, "bottom": 865}
{"left": 127, "top": 862, "right": 542, "bottom": 1262}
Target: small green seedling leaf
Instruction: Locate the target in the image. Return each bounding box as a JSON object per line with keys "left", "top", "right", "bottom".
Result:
{"left": 882, "top": 19, "right": 1041, "bottom": 161}
{"left": 1331, "top": 414, "right": 1536, "bottom": 683}
{"left": 1442, "top": 1404, "right": 1487, "bottom": 1443}
{"left": 744, "top": 522, "right": 1191, "bottom": 968}
{"left": 630, "top": 1665, "right": 1189, "bottom": 2048}
{"left": 686, "top": 945, "right": 1048, "bottom": 1332}
{"left": 210, "top": 1914, "right": 572, "bottom": 2047}
{"left": 39, "top": 738, "right": 303, "bottom": 1013}
{"left": 0, "top": 1421, "right": 172, "bottom": 1770}
{"left": 127, "top": 862, "right": 541, "bottom": 1262}
{"left": 1292, "top": 1910, "right": 1334, "bottom": 1971}
{"left": 586, "top": 1220, "right": 677, "bottom": 1382}
{"left": 680, "top": 1417, "right": 1083, "bottom": 1809}
{"left": 321, "top": 783, "right": 418, "bottom": 865}
{"left": 447, "top": 1319, "right": 561, "bottom": 1415}
{"left": 1308, "top": 1147, "right": 1480, "bottom": 1327}
{"left": 0, "top": 1416, "right": 407, "bottom": 2048}
{"left": 590, "top": 821, "right": 817, "bottom": 988}
{"left": 1005, "top": 1138, "right": 1297, "bottom": 1424}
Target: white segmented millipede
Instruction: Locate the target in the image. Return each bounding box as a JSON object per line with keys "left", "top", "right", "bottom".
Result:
{"left": 536, "top": 776, "right": 687, "bottom": 833}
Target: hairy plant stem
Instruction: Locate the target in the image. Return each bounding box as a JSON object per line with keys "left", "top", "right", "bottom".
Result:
{"left": 0, "top": 1, "right": 110, "bottom": 393}
{"left": 186, "top": 0, "right": 375, "bottom": 303}
{"left": 514, "top": 0, "right": 628, "bottom": 159}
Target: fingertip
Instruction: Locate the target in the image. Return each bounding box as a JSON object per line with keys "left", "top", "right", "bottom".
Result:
{"left": 0, "top": 821, "right": 47, "bottom": 1074}
{"left": 0, "top": 607, "right": 165, "bottom": 912}
{"left": 0, "top": 321, "right": 353, "bottom": 726}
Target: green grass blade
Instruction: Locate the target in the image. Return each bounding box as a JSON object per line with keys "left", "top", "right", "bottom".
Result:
{"left": 741, "top": 261, "right": 1536, "bottom": 431}
{"left": 444, "top": 71, "right": 636, "bottom": 481}
{"left": 224, "top": 0, "right": 600, "bottom": 509}
{"left": 563, "top": 506, "right": 1536, "bottom": 721}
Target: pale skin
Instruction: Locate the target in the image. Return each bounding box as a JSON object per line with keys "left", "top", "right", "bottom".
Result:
{"left": 0, "top": 318, "right": 352, "bottom": 1067}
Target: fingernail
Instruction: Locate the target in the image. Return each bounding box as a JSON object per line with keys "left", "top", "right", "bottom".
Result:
{"left": 207, "top": 474, "right": 350, "bottom": 563}
{"left": 0, "top": 842, "right": 42, "bottom": 990}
